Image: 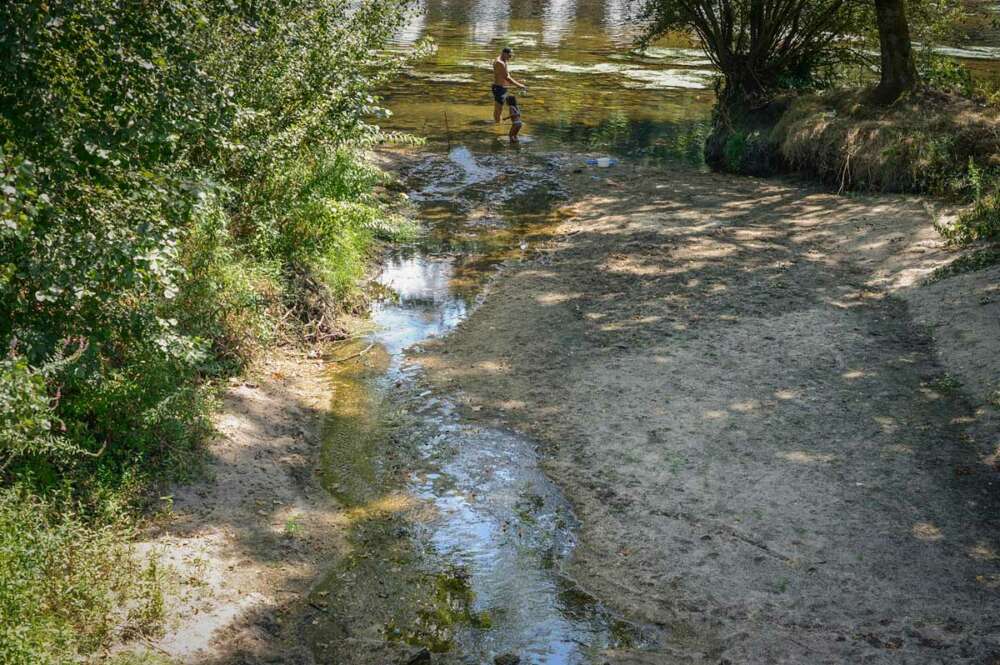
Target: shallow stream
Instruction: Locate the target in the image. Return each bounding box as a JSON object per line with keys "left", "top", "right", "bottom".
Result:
{"left": 307, "top": 2, "right": 1000, "bottom": 663}
{"left": 306, "top": 146, "right": 653, "bottom": 664}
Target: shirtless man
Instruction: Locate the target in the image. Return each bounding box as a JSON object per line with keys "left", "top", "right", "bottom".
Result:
{"left": 492, "top": 47, "right": 526, "bottom": 123}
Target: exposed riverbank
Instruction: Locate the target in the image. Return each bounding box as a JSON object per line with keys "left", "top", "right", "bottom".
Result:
{"left": 131, "top": 348, "right": 342, "bottom": 664}
{"left": 416, "top": 162, "right": 1000, "bottom": 663}
{"left": 717, "top": 89, "right": 1000, "bottom": 194}
{"left": 132, "top": 153, "right": 1000, "bottom": 664}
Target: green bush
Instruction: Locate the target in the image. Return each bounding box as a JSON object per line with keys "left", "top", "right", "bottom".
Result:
{"left": 917, "top": 51, "right": 976, "bottom": 97}
{"left": 939, "top": 160, "right": 1000, "bottom": 244}
{"left": 0, "top": 0, "right": 421, "bottom": 660}
{"left": 0, "top": 486, "right": 163, "bottom": 665}
{"left": 265, "top": 148, "right": 410, "bottom": 300}
{"left": 722, "top": 131, "right": 749, "bottom": 172}
{"left": 1, "top": 0, "right": 417, "bottom": 473}
{"left": 174, "top": 196, "right": 281, "bottom": 373}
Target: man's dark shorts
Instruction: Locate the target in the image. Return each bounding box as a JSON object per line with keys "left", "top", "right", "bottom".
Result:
{"left": 491, "top": 84, "right": 508, "bottom": 104}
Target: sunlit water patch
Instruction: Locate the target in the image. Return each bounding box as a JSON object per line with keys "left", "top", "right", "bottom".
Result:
{"left": 382, "top": 0, "right": 718, "bottom": 158}
{"left": 934, "top": 44, "right": 1000, "bottom": 60}
{"left": 619, "top": 67, "right": 716, "bottom": 89}
{"left": 635, "top": 46, "right": 714, "bottom": 66}
{"left": 310, "top": 147, "right": 653, "bottom": 663}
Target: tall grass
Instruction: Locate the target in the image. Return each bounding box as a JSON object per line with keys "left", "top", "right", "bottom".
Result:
{"left": 938, "top": 159, "right": 1000, "bottom": 244}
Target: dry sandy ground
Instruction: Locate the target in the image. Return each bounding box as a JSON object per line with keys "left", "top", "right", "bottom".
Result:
{"left": 417, "top": 165, "right": 1000, "bottom": 664}
{"left": 129, "top": 350, "right": 344, "bottom": 664}
{"left": 122, "top": 163, "right": 998, "bottom": 665}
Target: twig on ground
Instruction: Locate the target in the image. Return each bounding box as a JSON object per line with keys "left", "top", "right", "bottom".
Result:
{"left": 140, "top": 637, "right": 172, "bottom": 656}
{"left": 332, "top": 343, "right": 374, "bottom": 363}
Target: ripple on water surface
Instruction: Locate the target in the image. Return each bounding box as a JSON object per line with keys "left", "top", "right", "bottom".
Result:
{"left": 309, "top": 146, "right": 652, "bottom": 663}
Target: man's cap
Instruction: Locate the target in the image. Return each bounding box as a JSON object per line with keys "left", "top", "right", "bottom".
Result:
{"left": 501, "top": 47, "right": 513, "bottom": 54}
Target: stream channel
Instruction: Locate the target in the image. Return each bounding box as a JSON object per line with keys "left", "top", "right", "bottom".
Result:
{"left": 302, "top": 2, "right": 1000, "bottom": 663}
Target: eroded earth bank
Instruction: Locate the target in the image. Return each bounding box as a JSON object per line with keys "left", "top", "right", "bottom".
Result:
{"left": 415, "top": 163, "right": 1000, "bottom": 664}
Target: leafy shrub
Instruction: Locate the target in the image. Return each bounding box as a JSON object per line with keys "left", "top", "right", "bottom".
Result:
{"left": 0, "top": 486, "right": 163, "bottom": 665}
{"left": 0, "top": 0, "right": 420, "bottom": 659}
{"left": 1, "top": 0, "right": 417, "bottom": 476}
{"left": 972, "top": 78, "right": 1000, "bottom": 108}
{"left": 174, "top": 196, "right": 281, "bottom": 373}
{"left": 938, "top": 160, "right": 1000, "bottom": 244}
{"left": 917, "top": 51, "right": 976, "bottom": 97}
{"left": 722, "top": 131, "right": 749, "bottom": 172}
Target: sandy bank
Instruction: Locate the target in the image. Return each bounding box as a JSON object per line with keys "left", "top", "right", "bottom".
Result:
{"left": 416, "top": 163, "right": 1000, "bottom": 663}
{"left": 128, "top": 349, "right": 343, "bottom": 664}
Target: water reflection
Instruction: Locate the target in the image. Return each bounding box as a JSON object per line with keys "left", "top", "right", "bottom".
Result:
{"left": 541, "top": 0, "right": 578, "bottom": 46}
{"left": 470, "top": 0, "right": 510, "bottom": 44}
{"left": 397, "top": 0, "right": 427, "bottom": 45}
{"left": 602, "top": 0, "right": 632, "bottom": 42}
{"left": 373, "top": 256, "right": 469, "bottom": 357}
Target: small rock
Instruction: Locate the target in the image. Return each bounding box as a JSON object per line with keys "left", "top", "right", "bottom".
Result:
{"left": 405, "top": 648, "right": 431, "bottom": 665}
{"left": 495, "top": 654, "right": 520, "bottom": 665}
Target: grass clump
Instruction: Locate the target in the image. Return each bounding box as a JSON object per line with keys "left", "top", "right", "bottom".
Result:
{"left": 937, "top": 159, "right": 1000, "bottom": 245}
{"left": 949, "top": 192, "right": 1000, "bottom": 244}
{"left": 929, "top": 247, "right": 1000, "bottom": 280}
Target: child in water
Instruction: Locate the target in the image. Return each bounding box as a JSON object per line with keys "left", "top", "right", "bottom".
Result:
{"left": 505, "top": 95, "right": 522, "bottom": 142}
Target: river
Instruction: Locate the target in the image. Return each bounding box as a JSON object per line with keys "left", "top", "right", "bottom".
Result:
{"left": 305, "top": 2, "right": 999, "bottom": 663}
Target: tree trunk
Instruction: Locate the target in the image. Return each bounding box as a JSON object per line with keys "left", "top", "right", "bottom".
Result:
{"left": 873, "top": 0, "right": 917, "bottom": 104}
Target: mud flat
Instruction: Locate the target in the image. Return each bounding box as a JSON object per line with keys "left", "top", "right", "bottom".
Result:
{"left": 417, "top": 162, "right": 1000, "bottom": 663}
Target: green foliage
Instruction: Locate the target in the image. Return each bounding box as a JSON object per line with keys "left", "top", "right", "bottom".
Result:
{"left": 819, "top": 0, "right": 964, "bottom": 90}
{"left": 972, "top": 78, "right": 1000, "bottom": 108}
{"left": 929, "top": 247, "right": 1000, "bottom": 280}
{"left": 955, "top": 192, "right": 1000, "bottom": 243}
{"left": 1, "top": 0, "right": 416, "bottom": 476}
{"left": 723, "top": 132, "right": 749, "bottom": 172}
{"left": 638, "top": 0, "right": 865, "bottom": 106}
{"left": 256, "top": 148, "right": 412, "bottom": 300}
{"left": 939, "top": 161, "right": 1000, "bottom": 244}
{"left": 0, "top": 486, "right": 163, "bottom": 665}
{"left": 0, "top": 0, "right": 419, "bottom": 660}
{"left": 174, "top": 197, "right": 280, "bottom": 372}
{"left": 914, "top": 48, "right": 1000, "bottom": 109}
{"left": 0, "top": 344, "right": 98, "bottom": 472}
{"left": 916, "top": 51, "right": 975, "bottom": 96}
{"left": 0, "top": 358, "right": 60, "bottom": 467}
{"left": 284, "top": 515, "right": 304, "bottom": 538}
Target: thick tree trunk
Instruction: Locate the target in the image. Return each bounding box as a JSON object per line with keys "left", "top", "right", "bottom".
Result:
{"left": 873, "top": 0, "right": 918, "bottom": 104}
{"left": 704, "top": 71, "right": 790, "bottom": 176}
